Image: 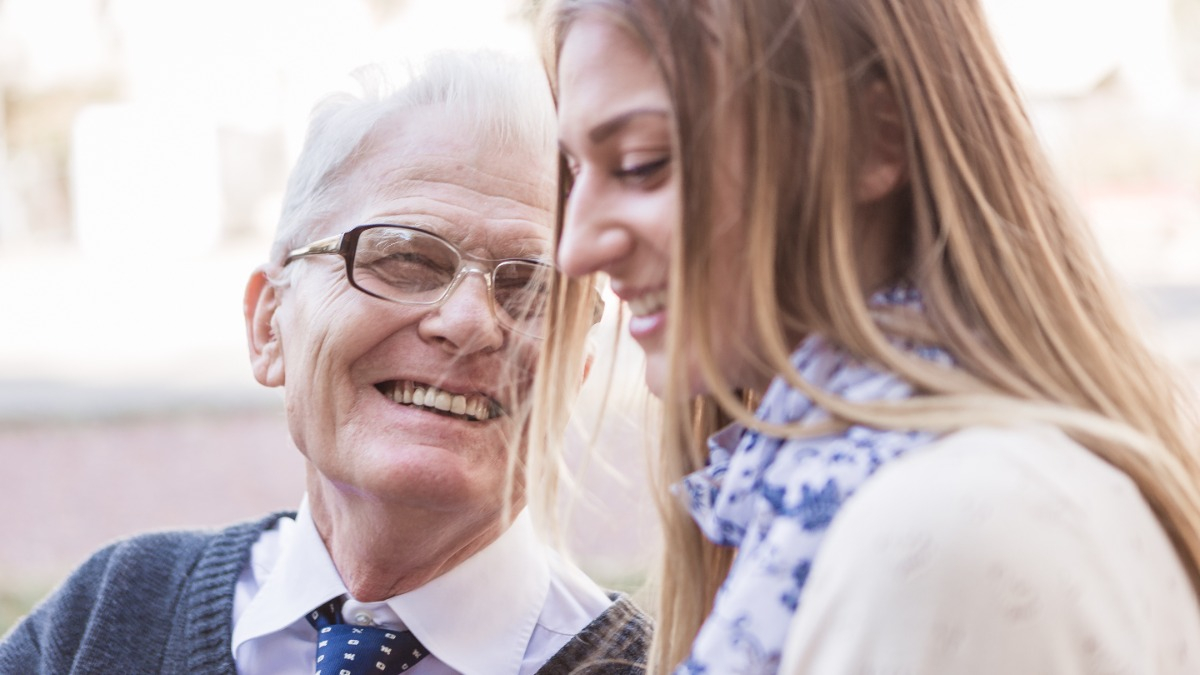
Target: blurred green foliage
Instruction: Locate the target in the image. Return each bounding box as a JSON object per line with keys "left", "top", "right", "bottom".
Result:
{"left": 0, "top": 583, "right": 49, "bottom": 637}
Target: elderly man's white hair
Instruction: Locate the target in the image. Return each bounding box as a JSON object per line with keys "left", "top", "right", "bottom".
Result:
{"left": 271, "top": 50, "right": 557, "bottom": 264}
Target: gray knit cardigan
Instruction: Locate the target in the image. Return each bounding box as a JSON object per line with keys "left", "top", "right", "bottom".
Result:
{"left": 0, "top": 513, "right": 651, "bottom": 674}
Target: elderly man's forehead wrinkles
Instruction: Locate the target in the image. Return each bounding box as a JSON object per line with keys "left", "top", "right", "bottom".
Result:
{"left": 378, "top": 156, "right": 554, "bottom": 209}
{"left": 357, "top": 179, "right": 554, "bottom": 261}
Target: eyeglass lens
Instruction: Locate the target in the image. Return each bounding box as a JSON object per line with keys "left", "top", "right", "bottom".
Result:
{"left": 350, "top": 226, "right": 549, "bottom": 334}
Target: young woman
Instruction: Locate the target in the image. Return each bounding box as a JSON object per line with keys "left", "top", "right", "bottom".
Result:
{"left": 533, "top": 0, "right": 1200, "bottom": 673}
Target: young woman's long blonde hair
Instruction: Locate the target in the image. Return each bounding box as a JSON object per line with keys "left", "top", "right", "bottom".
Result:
{"left": 537, "top": 0, "right": 1200, "bottom": 672}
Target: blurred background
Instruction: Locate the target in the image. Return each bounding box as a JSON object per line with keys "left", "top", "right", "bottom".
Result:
{"left": 1, "top": 0, "right": 1198, "bottom": 634}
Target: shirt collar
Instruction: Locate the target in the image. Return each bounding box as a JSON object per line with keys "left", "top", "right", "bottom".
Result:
{"left": 232, "top": 497, "right": 550, "bottom": 675}
{"left": 386, "top": 510, "right": 549, "bottom": 675}
{"left": 231, "top": 497, "right": 350, "bottom": 654}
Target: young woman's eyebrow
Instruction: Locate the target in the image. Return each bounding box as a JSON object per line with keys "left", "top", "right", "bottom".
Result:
{"left": 587, "top": 108, "right": 670, "bottom": 144}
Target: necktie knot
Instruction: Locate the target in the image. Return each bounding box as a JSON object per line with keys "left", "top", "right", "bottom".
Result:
{"left": 306, "top": 596, "right": 429, "bottom": 675}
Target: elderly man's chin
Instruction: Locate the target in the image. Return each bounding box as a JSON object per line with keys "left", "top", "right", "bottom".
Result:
{"left": 311, "top": 402, "right": 520, "bottom": 511}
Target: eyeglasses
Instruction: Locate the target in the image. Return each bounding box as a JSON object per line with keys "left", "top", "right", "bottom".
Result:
{"left": 283, "top": 224, "right": 599, "bottom": 338}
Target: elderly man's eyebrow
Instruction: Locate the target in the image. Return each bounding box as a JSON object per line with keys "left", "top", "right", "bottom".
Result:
{"left": 502, "top": 242, "right": 553, "bottom": 262}
{"left": 586, "top": 107, "right": 670, "bottom": 145}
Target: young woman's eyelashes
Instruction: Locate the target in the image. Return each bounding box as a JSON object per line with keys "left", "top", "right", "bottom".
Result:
{"left": 615, "top": 155, "right": 671, "bottom": 186}
{"left": 560, "top": 152, "right": 671, "bottom": 193}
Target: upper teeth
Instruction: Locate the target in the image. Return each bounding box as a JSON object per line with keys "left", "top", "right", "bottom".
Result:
{"left": 383, "top": 381, "right": 498, "bottom": 421}
{"left": 627, "top": 289, "right": 667, "bottom": 318}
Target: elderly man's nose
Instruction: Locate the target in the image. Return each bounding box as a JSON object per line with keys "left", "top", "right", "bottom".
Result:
{"left": 418, "top": 274, "right": 504, "bottom": 353}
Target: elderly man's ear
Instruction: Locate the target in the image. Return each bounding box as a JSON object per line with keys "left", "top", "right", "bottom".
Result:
{"left": 244, "top": 268, "right": 286, "bottom": 388}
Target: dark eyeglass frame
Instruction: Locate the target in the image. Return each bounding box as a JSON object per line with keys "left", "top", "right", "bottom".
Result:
{"left": 282, "top": 223, "right": 604, "bottom": 335}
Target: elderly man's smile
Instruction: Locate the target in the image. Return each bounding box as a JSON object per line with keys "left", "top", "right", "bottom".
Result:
{"left": 374, "top": 379, "right": 504, "bottom": 421}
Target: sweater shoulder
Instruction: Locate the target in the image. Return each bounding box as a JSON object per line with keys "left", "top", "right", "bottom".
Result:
{"left": 0, "top": 512, "right": 289, "bottom": 674}
{"left": 830, "top": 424, "right": 1145, "bottom": 547}
{"left": 28, "top": 512, "right": 286, "bottom": 616}
{"left": 781, "top": 427, "right": 1200, "bottom": 674}
{"left": 88, "top": 512, "right": 288, "bottom": 586}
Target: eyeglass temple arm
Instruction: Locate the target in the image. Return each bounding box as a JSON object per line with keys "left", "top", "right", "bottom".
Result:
{"left": 283, "top": 234, "right": 345, "bottom": 264}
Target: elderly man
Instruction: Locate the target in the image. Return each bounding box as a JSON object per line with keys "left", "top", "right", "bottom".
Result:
{"left": 0, "top": 52, "right": 649, "bottom": 674}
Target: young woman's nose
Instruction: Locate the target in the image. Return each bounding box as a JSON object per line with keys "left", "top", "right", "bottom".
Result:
{"left": 557, "top": 174, "right": 635, "bottom": 278}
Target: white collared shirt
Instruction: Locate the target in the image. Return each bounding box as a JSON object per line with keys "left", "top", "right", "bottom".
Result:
{"left": 231, "top": 498, "right": 612, "bottom": 675}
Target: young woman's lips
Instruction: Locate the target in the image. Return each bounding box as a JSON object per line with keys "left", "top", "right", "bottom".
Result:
{"left": 626, "top": 289, "right": 667, "bottom": 340}
{"left": 627, "top": 312, "right": 663, "bottom": 340}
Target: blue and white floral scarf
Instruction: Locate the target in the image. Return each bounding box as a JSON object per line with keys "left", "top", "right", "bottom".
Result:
{"left": 674, "top": 286, "right": 952, "bottom": 674}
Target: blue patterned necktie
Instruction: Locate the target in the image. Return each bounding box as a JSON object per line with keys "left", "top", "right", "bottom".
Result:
{"left": 306, "top": 596, "right": 430, "bottom": 675}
